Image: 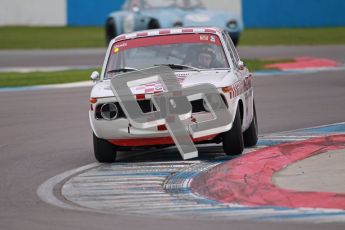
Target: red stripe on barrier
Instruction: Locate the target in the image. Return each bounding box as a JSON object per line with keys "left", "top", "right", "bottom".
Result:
{"left": 191, "top": 135, "right": 345, "bottom": 209}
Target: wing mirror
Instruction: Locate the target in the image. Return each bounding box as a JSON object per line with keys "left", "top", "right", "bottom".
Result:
{"left": 238, "top": 60, "right": 245, "bottom": 70}
{"left": 90, "top": 71, "right": 100, "bottom": 82}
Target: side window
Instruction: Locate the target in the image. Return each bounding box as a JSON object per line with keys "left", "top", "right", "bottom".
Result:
{"left": 222, "top": 32, "right": 237, "bottom": 68}
{"left": 225, "top": 32, "right": 240, "bottom": 64}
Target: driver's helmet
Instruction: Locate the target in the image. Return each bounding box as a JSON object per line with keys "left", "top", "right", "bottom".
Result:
{"left": 198, "top": 46, "right": 216, "bottom": 59}
{"left": 196, "top": 46, "right": 216, "bottom": 68}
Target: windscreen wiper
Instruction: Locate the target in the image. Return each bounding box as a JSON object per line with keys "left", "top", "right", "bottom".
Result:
{"left": 155, "top": 64, "right": 200, "bottom": 71}
{"left": 107, "top": 67, "right": 139, "bottom": 74}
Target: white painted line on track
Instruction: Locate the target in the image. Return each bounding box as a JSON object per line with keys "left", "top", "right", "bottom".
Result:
{"left": 37, "top": 163, "right": 99, "bottom": 211}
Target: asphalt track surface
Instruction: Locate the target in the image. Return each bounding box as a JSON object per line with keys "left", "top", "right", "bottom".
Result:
{"left": 1, "top": 45, "right": 345, "bottom": 230}
{"left": 1, "top": 45, "right": 345, "bottom": 69}
{"left": 1, "top": 66, "right": 345, "bottom": 229}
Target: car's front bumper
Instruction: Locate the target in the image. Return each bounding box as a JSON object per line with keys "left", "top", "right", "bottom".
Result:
{"left": 90, "top": 111, "right": 228, "bottom": 147}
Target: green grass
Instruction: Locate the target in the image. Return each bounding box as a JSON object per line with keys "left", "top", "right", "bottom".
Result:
{"left": 0, "top": 26, "right": 105, "bottom": 49}
{"left": 0, "top": 69, "right": 98, "bottom": 87}
{"left": 240, "top": 27, "right": 345, "bottom": 46}
{"left": 243, "top": 59, "right": 291, "bottom": 72}
{"left": 0, "top": 59, "right": 287, "bottom": 87}
{"left": 1, "top": 26, "right": 345, "bottom": 49}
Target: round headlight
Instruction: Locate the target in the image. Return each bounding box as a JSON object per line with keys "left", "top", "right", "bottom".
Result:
{"left": 227, "top": 20, "right": 238, "bottom": 29}
{"left": 100, "top": 103, "right": 118, "bottom": 120}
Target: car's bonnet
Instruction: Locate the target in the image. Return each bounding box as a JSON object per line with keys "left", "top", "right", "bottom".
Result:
{"left": 90, "top": 70, "right": 235, "bottom": 98}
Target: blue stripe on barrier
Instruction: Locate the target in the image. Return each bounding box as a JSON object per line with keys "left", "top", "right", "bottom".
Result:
{"left": 67, "top": 0, "right": 125, "bottom": 26}
{"left": 243, "top": 0, "right": 345, "bottom": 28}
{"left": 65, "top": 0, "right": 345, "bottom": 27}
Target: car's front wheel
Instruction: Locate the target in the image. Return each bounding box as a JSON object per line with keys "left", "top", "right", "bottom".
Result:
{"left": 93, "top": 133, "right": 117, "bottom": 163}
{"left": 231, "top": 36, "right": 239, "bottom": 47}
{"left": 222, "top": 106, "right": 244, "bottom": 155}
{"left": 243, "top": 101, "right": 258, "bottom": 147}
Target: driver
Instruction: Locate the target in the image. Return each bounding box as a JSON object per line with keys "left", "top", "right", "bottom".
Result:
{"left": 195, "top": 46, "right": 216, "bottom": 69}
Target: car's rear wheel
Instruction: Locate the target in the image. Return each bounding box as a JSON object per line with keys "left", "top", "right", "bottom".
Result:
{"left": 93, "top": 133, "right": 117, "bottom": 163}
{"left": 222, "top": 106, "right": 244, "bottom": 155}
{"left": 105, "top": 18, "right": 117, "bottom": 45}
{"left": 243, "top": 101, "right": 258, "bottom": 147}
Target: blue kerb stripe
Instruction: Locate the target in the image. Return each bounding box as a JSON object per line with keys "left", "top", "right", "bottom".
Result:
{"left": 168, "top": 206, "right": 293, "bottom": 214}
{"left": 0, "top": 86, "right": 44, "bottom": 92}
{"left": 257, "top": 140, "right": 288, "bottom": 146}
{"left": 297, "top": 123, "right": 345, "bottom": 133}
{"left": 255, "top": 211, "right": 345, "bottom": 220}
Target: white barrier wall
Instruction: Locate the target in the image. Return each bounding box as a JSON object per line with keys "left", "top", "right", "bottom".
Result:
{"left": 0, "top": 0, "right": 66, "bottom": 26}
{"left": 204, "top": 0, "right": 242, "bottom": 17}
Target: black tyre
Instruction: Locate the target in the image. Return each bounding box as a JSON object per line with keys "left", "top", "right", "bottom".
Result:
{"left": 93, "top": 133, "right": 117, "bottom": 163}
{"left": 243, "top": 101, "right": 258, "bottom": 147}
{"left": 231, "top": 36, "right": 239, "bottom": 47}
{"left": 148, "top": 19, "right": 160, "bottom": 29}
{"left": 222, "top": 106, "right": 244, "bottom": 155}
{"left": 105, "top": 18, "right": 117, "bottom": 45}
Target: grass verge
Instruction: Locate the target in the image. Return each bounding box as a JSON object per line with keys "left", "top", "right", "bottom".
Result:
{"left": 0, "top": 59, "right": 287, "bottom": 87}
{"left": 0, "top": 26, "right": 104, "bottom": 49}
{"left": 244, "top": 59, "right": 290, "bottom": 71}
{"left": 0, "top": 69, "right": 97, "bottom": 87}
{"left": 240, "top": 27, "right": 345, "bottom": 46}
{"left": 0, "top": 26, "right": 345, "bottom": 49}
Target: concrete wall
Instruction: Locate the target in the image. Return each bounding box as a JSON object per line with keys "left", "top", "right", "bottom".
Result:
{"left": 0, "top": 0, "right": 66, "bottom": 26}
{"left": 203, "top": 0, "right": 242, "bottom": 17}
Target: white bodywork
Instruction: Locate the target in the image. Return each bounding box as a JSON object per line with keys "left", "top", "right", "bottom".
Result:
{"left": 89, "top": 27, "right": 254, "bottom": 147}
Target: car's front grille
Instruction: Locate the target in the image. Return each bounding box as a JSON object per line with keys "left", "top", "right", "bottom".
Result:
{"left": 138, "top": 99, "right": 207, "bottom": 113}
{"left": 137, "top": 100, "right": 157, "bottom": 113}
{"left": 95, "top": 95, "right": 227, "bottom": 120}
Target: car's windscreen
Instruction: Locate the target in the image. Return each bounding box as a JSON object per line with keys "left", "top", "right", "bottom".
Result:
{"left": 123, "top": 0, "right": 205, "bottom": 10}
{"left": 105, "top": 33, "right": 229, "bottom": 79}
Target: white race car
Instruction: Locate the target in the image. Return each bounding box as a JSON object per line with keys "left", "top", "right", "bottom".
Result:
{"left": 89, "top": 27, "right": 258, "bottom": 162}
